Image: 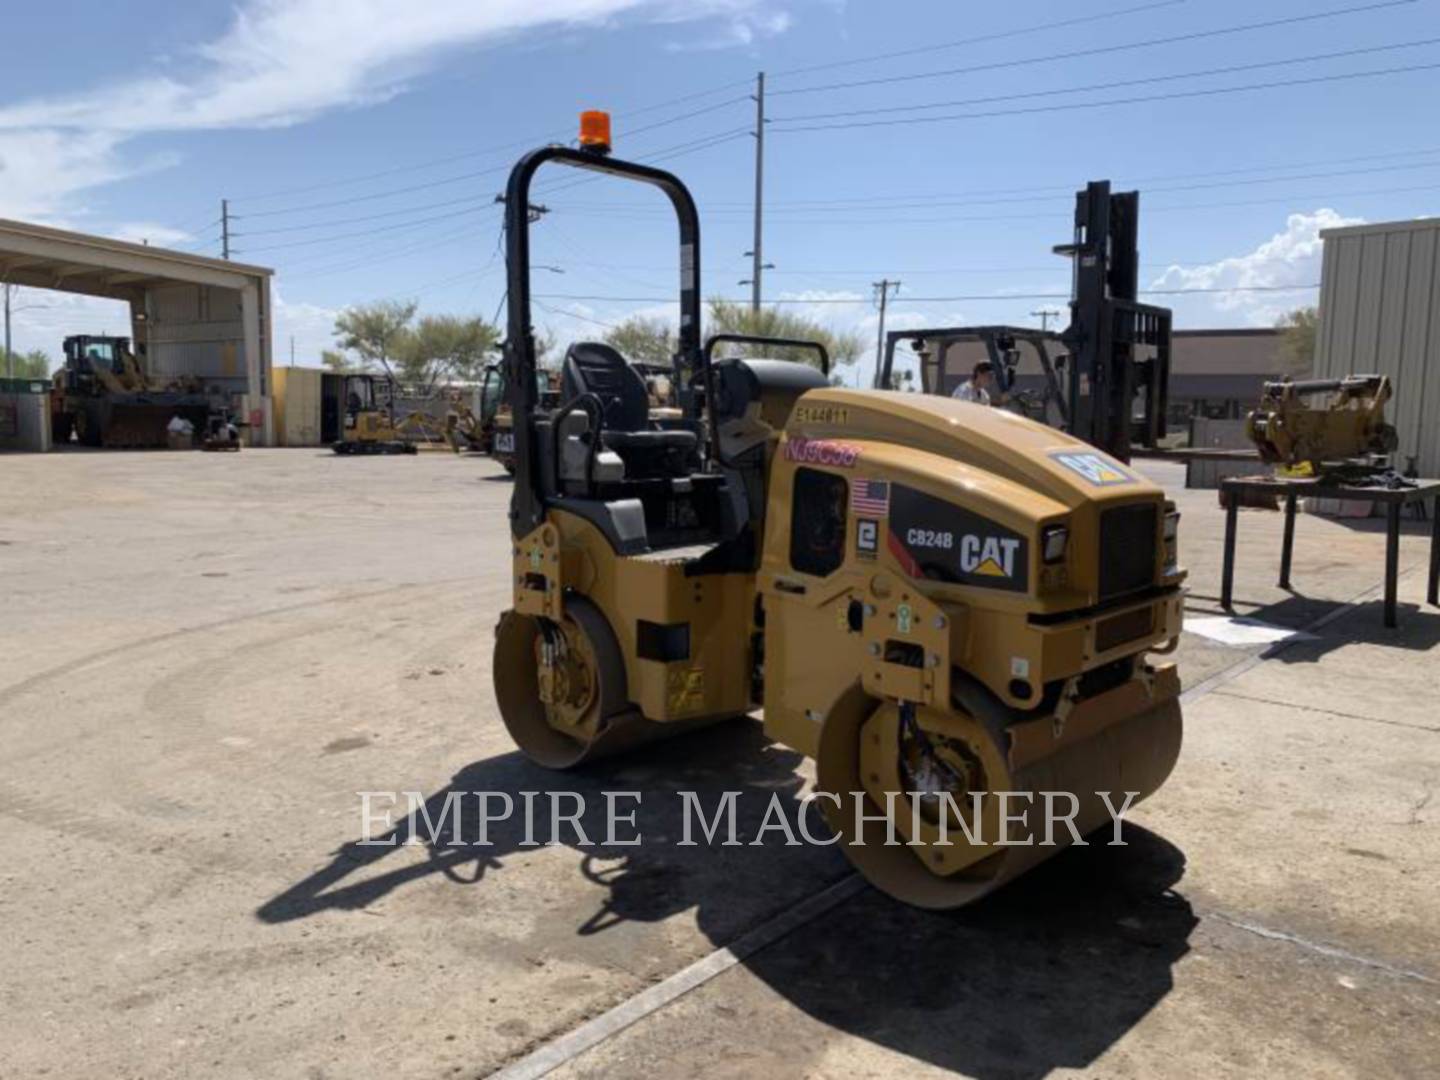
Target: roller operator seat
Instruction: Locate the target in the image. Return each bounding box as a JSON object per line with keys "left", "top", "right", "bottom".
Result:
{"left": 561, "top": 342, "right": 697, "bottom": 474}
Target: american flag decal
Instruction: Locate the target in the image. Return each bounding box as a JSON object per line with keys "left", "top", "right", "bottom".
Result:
{"left": 851, "top": 479, "right": 890, "bottom": 516}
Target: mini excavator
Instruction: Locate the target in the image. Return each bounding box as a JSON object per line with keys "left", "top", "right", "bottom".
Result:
{"left": 492, "top": 113, "right": 1185, "bottom": 909}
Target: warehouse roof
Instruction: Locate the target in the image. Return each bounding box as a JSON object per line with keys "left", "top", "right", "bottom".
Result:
{"left": 1319, "top": 217, "right": 1440, "bottom": 240}
{"left": 0, "top": 217, "right": 272, "bottom": 301}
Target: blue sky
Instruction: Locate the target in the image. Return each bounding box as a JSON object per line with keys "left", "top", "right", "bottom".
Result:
{"left": 2, "top": 0, "right": 1437, "bottom": 382}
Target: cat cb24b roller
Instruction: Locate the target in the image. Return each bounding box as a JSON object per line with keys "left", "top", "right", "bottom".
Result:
{"left": 492, "top": 112, "right": 1185, "bottom": 909}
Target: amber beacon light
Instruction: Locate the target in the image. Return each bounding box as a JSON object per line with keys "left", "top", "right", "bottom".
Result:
{"left": 578, "top": 110, "right": 612, "bottom": 154}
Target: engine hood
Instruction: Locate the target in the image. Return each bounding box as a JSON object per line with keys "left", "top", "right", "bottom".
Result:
{"left": 787, "top": 388, "right": 1161, "bottom": 509}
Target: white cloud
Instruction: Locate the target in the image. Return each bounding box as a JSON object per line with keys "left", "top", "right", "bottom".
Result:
{"left": 273, "top": 291, "right": 342, "bottom": 365}
{"left": 1151, "top": 209, "right": 1363, "bottom": 327}
{"left": 0, "top": 130, "right": 179, "bottom": 222}
{"left": 3, "top": 289, "right": 132, "bottom": 363}
{"left": 665, "top": 8, "right": 792, "bottom": 51}
{"left": 0, "top": 0, "right": 796, "bottom": 224}
{"left": 108, "top": 222, "right": 194, "bottom": 247}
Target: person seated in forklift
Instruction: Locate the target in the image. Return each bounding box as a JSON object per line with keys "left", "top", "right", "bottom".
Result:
{"left": 952, "top": 360, "right": 998, "bottom": 405}
{"left": 491, "top": 111, "right": 1186, "bottom": 910}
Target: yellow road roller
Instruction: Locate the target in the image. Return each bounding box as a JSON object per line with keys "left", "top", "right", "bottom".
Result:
{"left": 493, "top": 116, "right": 1184, "bottom": 908}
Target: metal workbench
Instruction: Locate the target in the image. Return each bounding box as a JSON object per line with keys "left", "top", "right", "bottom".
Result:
{"left": 1219, "top": 475, "right": 1440, "bottom": 629}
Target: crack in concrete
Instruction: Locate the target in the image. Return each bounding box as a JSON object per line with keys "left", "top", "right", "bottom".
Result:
{"left": 1210, "top": 688, "right": 1440, "bottom": 734}
{"left": 1205, "top": 911, "right": 1438, "bottom": 985}
{"left": 1409, "top": 780, "right": 1434, "bottom": 826}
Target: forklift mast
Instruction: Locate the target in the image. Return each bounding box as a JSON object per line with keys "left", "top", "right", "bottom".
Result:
{"left": 1054, "top": 180, "right": 1171, "bottom": 463}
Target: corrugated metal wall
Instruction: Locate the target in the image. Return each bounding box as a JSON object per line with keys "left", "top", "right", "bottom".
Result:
{"left": 1316, "top": 219, "right": 1440, "bottom": 475}
{"left": 145, "top": 282, "right": 250, "bottom": 390}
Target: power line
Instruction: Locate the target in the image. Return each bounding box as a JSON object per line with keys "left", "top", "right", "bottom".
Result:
{"left": 770, "top": 61, "right": 1440, "bottom": 135}
{"left": 234, "top": 76, "right": 754, "bottom": 205}
{"left": 742, "top": 181, "right": 1440, "bottom": 227}
{"left": 559, "top": 158, "right": 1440, "bottom": 218}
{"left": 235, "top": 164, "right": 513, "bottom": 219}
{"left": 772, "top": 37, "right": 1440, "bottom": 125}
{"left": 768, "top": 0, "right": 1419, "bottom": 97}
{"left": 532, "top": 126, "right": 752, "bottom": 198}
{"left": 534, "top": 298, "right": 620, "bottom": 330}
{"left": 533, "top": 285, "right": 1322, "bottom": 304}
{"left": 261, "top": 129, "right": 748, "bottom": 272}
{"left": 694, "top": 144, "right": 1440, "bottom": 210}
{"left": 769, "top": 0, "right": 1187, "bottom": 79}
{"left": 236, "top": 204, "right": 499, "bottom": 255}
{"left": 235, "top": 193, "right": 494, "bottom": 237}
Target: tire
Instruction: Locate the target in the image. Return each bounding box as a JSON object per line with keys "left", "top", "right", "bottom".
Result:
{"left": 76, "top": 411, "right": 103, "bottom": 447}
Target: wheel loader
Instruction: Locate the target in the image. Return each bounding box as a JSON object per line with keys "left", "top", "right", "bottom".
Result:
{"left": 493, "top": 114, "right": 1185, "bottom": 909}
{"left": 51, "top": 334, "right": 227, "bottom": 448}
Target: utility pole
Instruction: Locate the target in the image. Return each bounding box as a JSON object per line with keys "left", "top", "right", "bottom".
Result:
{"left": 221, "top": 199, "right": 231, "bottom": 260}
{"left": 749, "top": 71, "right": 766, "bottom": 314}
{"left": 3, "top": 282, "right": 11, "bottom": 382}
{"left": 873, "top": 279, "right": 900, "bottom": 386}
{"left": 1031, "top": 307, "right": 1062, "bottom": 331}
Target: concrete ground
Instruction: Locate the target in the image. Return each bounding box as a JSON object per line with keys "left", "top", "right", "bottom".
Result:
{"left": 0, "top": 449, "right": 1436, "bottom": 1079}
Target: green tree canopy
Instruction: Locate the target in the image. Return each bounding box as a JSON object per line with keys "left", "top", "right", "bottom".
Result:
{"left": 395, "top": 314, "right": 500, "bottom": 391}
{"left": 604, "top": 315, "right": 677, "bottom": 365}
{"left": 320, "top": 348, "right": 355, "bottom": 374}
{"left": 2, "top": 349, "right": 53, "bottom": 379}
{"left": 1276, "top": 306, "right": 1318, "bottom": 376}
{"left": 333, "top": 299, "right": 417, "bottom": 378}
{"left": 706, "top": 299, "right": 864, "bottom": 376}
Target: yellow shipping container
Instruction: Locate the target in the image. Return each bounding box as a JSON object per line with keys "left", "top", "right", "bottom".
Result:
{"left": 272, "top": 366, "right": 324, "bottom": 447}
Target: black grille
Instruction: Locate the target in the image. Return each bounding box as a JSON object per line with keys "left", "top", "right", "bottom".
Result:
{"left": 1099, "top": 503, "right": 1157, "bottom": 599}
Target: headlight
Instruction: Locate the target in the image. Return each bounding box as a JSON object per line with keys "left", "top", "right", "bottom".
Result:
{"left": 1163, "top": 510, "right": 1180, "bottom": 542}
{"left": 1163, "top": 509, "right": 1180, "bottom": 574}
{"left": 1041, "top": 524, "right": 1069, "bottom": 564}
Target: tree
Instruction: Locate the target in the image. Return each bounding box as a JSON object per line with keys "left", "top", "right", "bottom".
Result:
{"left": 395, "top": 314, "right": 500, "bottom": 391}
{"left": 320, "top": 349, "right": 355, "bottom": 374}
{"left": 706, "top": 299, "right": 864, "bottom": 374}
{"left": 535, "top": 331, "right": 559, "bottom": 372}
{"left": 604, "top": 315, "right": 677, "bottom": 365}
{"left": 1276, "top": 307, "right": 1318, "bottom": 376}
{"left": 1, "top": 349, "right": 52, "bottom": 379}
{"left": 333, "top": 300, "right": 417, "bottom": 378}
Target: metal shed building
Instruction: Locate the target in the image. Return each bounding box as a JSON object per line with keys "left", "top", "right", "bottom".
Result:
{"left": 1315, "top": 218, "right": 1440, "bottom": 475}
{"left": 0, "top": 218, "right": 274, "bottom": 445}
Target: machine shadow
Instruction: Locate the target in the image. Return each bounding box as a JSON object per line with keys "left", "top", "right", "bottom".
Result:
{"left": 259, "top": 722, "right": 1193, "bottom": 1078}
{"left": 256, "top": 720, "right": 849, "bottom": 935}
{"left": 733, "top": 823, "right": 1194, "bottom": 1080}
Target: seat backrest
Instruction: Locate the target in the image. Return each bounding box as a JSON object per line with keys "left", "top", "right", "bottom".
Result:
{"left": 562, "top": 342, "right": 650, "bottom": 432}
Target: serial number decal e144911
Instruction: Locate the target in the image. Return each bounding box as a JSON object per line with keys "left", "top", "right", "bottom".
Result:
{"left": 793, "top": 404, "right": 850, "bottom": 425}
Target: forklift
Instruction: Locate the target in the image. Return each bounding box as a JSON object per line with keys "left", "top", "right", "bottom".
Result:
{"left": 877, "top": 181, "right": 1173, "bottom": 466}
{"left": 492, "top": 114, "right": 1185, "bottom": 909}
